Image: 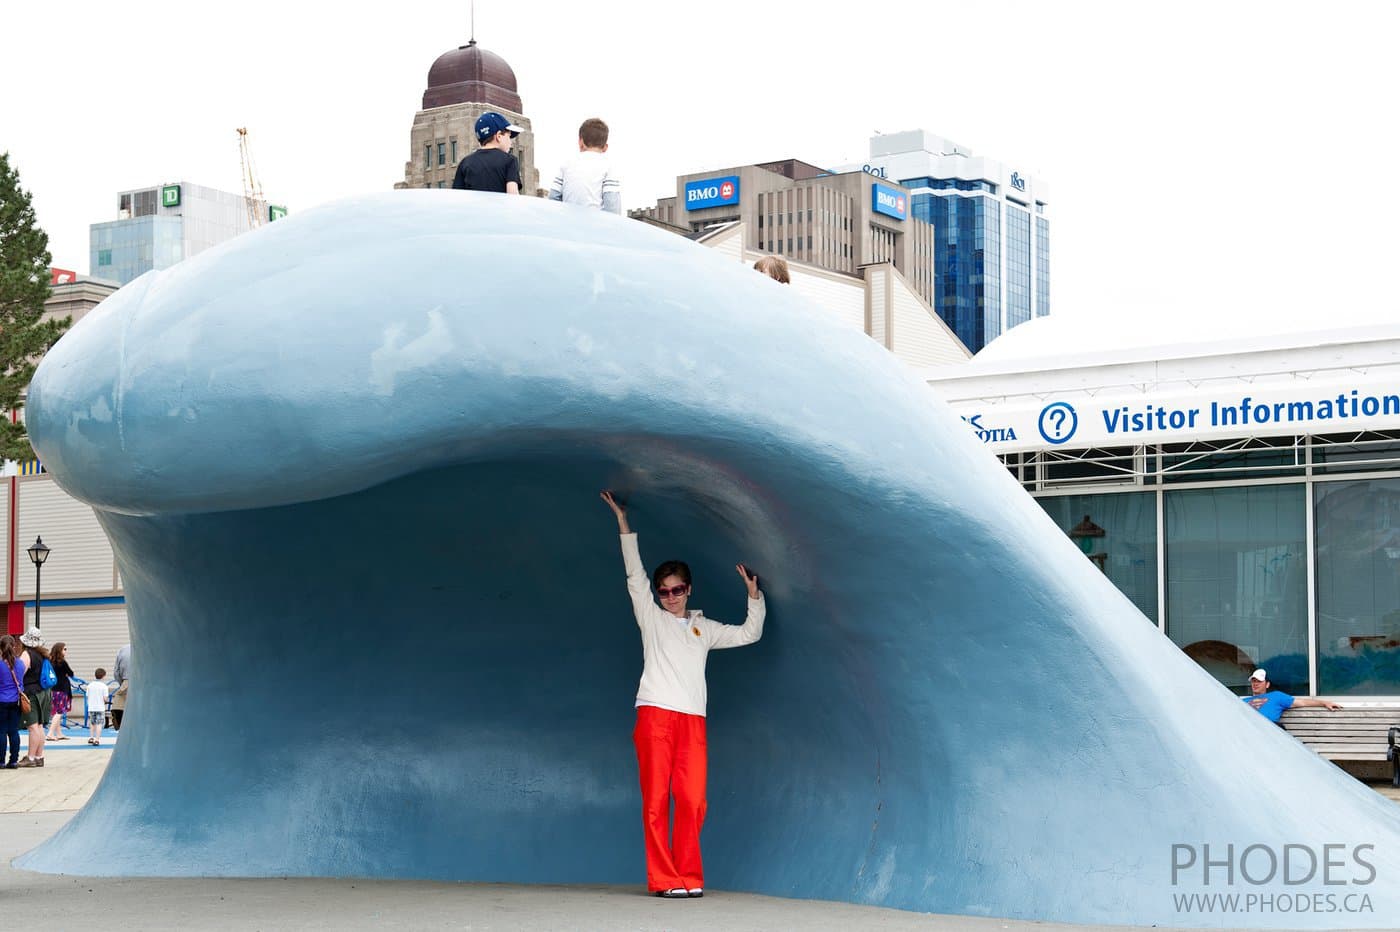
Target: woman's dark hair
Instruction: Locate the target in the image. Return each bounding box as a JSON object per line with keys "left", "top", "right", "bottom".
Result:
{"left": 652, "top": 560, "right": 692, "bottom": 591}
{"left": 0, "top": 634, "right": 16, "bottom": 665}
{"left": 50, "top": 642, "right": 66, "bottom": 664}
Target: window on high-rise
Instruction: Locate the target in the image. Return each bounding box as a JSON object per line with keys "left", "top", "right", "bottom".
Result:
{"left": 1036, "top": 216, "right": 1050, "bottom": 318}
{"left": 438, "top": 143, "right": 446, "bottom": 167}
{"left": 424, "top": 145, "right": 431, "bottom": 169}
{"left": 451, "top": 139, "right": 458, "bottom": 163}
{"left": 1006, "top": 206, "right": 1032, "bottom": 329}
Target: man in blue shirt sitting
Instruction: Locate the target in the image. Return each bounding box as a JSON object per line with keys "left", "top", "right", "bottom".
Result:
{"left": 1243, "top": 668, "right": 1342, "bottom": 723}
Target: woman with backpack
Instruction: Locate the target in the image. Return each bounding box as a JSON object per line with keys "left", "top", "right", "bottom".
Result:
{"left": 17, "top": 628, "right": 53, "bottom": 768}
{"left": 45, "top": 641, "right": 75, "bottom": 741}
{"left": 0, "top": 634, "right": 26, "bottom": 768}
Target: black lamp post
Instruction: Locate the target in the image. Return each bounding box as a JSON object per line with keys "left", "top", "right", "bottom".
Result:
{"left": 27, "top": 536, "right": 51, "bottom": 630}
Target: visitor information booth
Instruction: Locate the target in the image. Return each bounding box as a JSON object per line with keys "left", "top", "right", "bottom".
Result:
{"left": 927, "top": 319, "right": 1400, "bottom": 703}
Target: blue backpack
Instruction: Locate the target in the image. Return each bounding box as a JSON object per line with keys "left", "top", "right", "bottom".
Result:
{"left": 40, "top": 658, "right": 57, "bottom": 690}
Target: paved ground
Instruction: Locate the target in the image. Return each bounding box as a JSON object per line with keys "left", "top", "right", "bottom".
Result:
{"left": 1, "top": 810, "right": 1144, "bottom": 932}
{"left": 4, "top": 732, "right": 1398, "bottom": 930}
{"left": 0, "top": 743, "right": 112, "bottom": 813}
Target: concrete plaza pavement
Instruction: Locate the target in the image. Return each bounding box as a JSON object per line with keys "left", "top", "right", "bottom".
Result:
{"left": 0, "top": 807, "right": 1136, "bottom": 932}
{"left": 4, "top": 738, "right": 1399, "bottom": 930}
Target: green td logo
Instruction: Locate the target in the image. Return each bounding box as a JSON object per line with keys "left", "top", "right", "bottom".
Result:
{"left": 161, "top": 185, "right": 181, "bottom": 208}
{"left": 268, "top": 205, "right": 288, "bottom": 222}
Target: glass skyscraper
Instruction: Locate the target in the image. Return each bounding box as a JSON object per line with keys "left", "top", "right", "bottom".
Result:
{"left": 89, "top": 182, "right": 284, "bottom": 286}
{"left": 837, "top": 131, "right": 1049, "bottom": 354}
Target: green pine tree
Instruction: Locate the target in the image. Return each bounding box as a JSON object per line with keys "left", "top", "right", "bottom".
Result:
{"left": 0, "top": 152, "right": 71, "bottom": 462}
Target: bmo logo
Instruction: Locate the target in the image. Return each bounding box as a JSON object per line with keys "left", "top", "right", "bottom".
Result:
{"left": 684, "top": 175, "right": 741, "bottom": 211}
{"left": 871, "top": 182, "right": 907, "bottom": 221}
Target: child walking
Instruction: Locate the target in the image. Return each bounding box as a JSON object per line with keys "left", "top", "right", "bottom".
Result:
{"left": 85, "top": 669, "right": 110, "bottom": 745}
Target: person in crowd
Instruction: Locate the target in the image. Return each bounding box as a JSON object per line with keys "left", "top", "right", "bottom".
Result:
{"left": 17, "top": 628, "right": 51, "bottom": 767}
{"left": 598, "top": 490, "right": 765, "bottom": 899}
{"left": 0, "top": 634, "right": 26, "bottom": 769}
{"left": 112, "top": 643, "right": 131, "bottom": 730}
{"left": 451, "top": 112, "right": 524, "bottom": 194}
{"left": 754, "top": 255, "right": 790, "bottom": 283}
{"left": 45, "top": 641, "right": 75, "bottom": 741}
{"left": 1242, "top": 668, "right": 1342, "bottom": 722}
{"left": 548, "top": 117, "right": 621, "bottom": 214}
{"left": 85, "top": 668, "right": 110, "bottom": 746}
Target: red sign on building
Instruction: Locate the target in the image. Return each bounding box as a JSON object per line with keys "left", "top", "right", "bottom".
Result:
{"left": 50, "top": 268, "right": 77, "bottom": 285}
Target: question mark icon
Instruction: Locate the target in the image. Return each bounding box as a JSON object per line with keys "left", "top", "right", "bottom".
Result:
{"left": 1038, "top": 402, "right": 1078, "bottom": 445}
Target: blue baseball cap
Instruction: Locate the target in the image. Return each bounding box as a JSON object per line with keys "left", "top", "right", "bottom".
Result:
{"left": 475, "top": 112, "right": 523, "bottom": 142}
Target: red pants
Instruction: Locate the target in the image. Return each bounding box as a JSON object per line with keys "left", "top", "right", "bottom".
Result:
{"left": 632, "top": 705, "right": 707, "bottom": 891}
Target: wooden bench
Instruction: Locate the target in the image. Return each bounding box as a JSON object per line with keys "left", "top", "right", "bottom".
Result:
{"left": 1278, "top": 707, "right": 1400, "bottom": 786}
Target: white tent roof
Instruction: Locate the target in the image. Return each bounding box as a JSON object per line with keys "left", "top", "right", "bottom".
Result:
{"left": 931, "top": 312, "right": 1400, "bottom": 379}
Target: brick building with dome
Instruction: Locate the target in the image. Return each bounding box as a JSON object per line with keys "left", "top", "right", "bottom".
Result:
{"left": 398, "top": 39, "right": 540, "bottom": 195}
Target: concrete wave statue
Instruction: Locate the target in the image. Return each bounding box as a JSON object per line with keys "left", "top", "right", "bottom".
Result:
{"left": 21, "top": 192, "right": 1400, "bottom": 927}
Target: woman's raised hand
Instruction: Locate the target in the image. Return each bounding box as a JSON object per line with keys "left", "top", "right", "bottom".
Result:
{"left": 736, "top": 563, "right": 760, "bottom": 599}
{"left": 600, "top": 490, "right": 631, "bottom": 533}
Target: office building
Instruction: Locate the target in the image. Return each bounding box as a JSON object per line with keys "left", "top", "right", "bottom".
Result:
{"left": 632, "top": 160, "right": 935, "bottom": 308}
{"left": 836, "top": 131, "right": 1049, "bottom": 353}
{"left": 398, "top": 39, "right": 540, "bottom": 195}
{"left": 89, "top": 182, "right": 282, "bottom": 286}
{"left": 675, "top": 219, "right": 969, "bottom": 370}
{"left": 42, "top": 268, "right": 117, "bottom": 328}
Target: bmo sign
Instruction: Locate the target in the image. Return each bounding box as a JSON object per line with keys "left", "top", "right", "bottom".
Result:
{"left": 871, "top": 182, "right": 907, "bottom": 221}
{"left": 684, "top": 175, "right": 740, "bottom": 211}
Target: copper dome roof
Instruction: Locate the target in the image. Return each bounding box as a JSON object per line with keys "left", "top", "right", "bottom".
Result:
{"left": 422, "top": 40, "right": 522, "bottom": 112}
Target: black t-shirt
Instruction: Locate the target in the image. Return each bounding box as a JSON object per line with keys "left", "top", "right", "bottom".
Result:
{"left": 54, "top": 658, "right": 74, "bottom": 696}
{"left": 451, "top": 148, "right": 522, "bottom": 193}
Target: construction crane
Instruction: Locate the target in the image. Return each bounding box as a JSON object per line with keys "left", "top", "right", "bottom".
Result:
{"left": 236, "top": 127, "right": 265, "bottom": 230}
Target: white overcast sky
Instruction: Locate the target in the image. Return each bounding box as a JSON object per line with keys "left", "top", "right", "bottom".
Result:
{"left": 3, "top": 1, "right": 1397, "bottom": 338}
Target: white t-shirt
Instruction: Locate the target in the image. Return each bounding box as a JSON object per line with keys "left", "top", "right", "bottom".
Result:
{"left": 549, "top": 151, "right": 621, "bottom": 214}
{"left": 618, "top": 533, "right": 765, "bottom": 716}
{"left": 85, "top": 680, "right": 110, "bottom": 710}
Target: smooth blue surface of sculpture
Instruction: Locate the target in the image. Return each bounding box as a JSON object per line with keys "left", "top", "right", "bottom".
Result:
{"left": 21, "top": 192, "right": 1400, "bottom": 927}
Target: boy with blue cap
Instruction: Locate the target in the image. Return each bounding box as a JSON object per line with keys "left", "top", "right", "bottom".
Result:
{"left": 452, "top": 112, "right": 524, "bottom": 194}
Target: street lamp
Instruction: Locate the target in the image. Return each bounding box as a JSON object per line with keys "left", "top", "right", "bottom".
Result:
{"left": 27, "top": 536, "right": 50, "bottom": 630}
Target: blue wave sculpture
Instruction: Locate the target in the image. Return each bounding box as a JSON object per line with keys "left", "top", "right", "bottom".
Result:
{"left": 21, "top": 192, "right": 1400, "bottom": 927}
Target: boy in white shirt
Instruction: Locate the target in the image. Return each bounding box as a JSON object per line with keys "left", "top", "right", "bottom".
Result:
{"left": 548, "top": 118, "right": 621, "bottom": 214}
{"left": 85, "top": 668, "right": 110, "bottom": 745}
